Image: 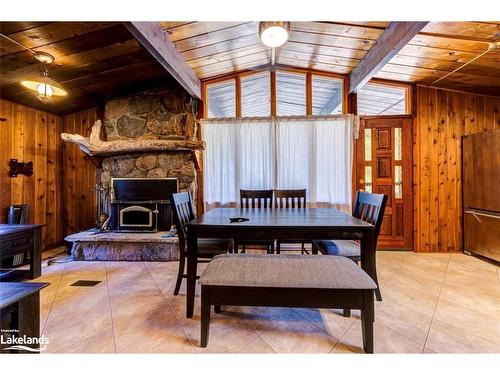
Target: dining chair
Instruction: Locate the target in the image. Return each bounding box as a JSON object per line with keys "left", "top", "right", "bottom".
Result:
{"left": 274, "top": 189, "right": 308, "bottom": 254}
{"left": 237, "top": 189, "right": 275, "bottom": 253}
{"left": 312, "top": 191, "right": 388, "bottom": 315}
{"left": 171, "top": 192, "right": 233, "bottom": 295}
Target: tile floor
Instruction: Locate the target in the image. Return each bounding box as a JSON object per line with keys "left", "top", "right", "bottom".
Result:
{"left": 35, "top": 248, "right": 500, "bottom": 354}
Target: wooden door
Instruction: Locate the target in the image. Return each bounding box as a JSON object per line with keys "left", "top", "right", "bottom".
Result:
{"left": 356, "top": 115, "right": 413, "bottom": 250}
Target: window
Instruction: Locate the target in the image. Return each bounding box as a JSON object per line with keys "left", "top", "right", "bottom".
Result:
{"left": 241, "top": 72, "right": 271, "bottom": 117}
{"left": 276, "top": 71, "right": 306, "bottom": 116}
{"left": 204, "top": 69, "right": 346, "bottom": 118}
{"left": 312, "top": 75, "right": 343, "bottom": 115}
{"left": 206, "top": 79, "right": 236, "bottom": 118}
{"left": 357, "top": 82, "right": 408, "bottom": 115}
{"left": 203, "top": 117, "right": 354, "bottom": 212}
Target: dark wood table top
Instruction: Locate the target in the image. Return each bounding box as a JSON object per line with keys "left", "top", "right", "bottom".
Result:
{"left": 0, "top": 282, "right": 49, "bottom": 309}
{"left": 189, "top": 208, "right": 373, "bottom": 230}
{"left": 0, "top": 224, "right": 44, "bottom": 236}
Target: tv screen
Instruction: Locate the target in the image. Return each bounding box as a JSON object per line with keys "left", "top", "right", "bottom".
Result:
{"left": 112, "top": 178, "right": 178, "bottom": 201}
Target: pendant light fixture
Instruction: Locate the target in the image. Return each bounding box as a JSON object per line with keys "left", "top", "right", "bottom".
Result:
{"left": 259, "top": 21, "right": 291, "bottom": 48}
{"left": 20, "top": 63, "right": 68, "bottom": 103}
{"left": 0, "top": 32, "right": 68, "bottom": 103}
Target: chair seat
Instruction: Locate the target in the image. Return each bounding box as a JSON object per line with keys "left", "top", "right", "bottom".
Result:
{"left": 313, "top": 240, "right": 360, "bottom": 258}
{"left": 198, "top": 238, "right": 233, "bottom": 257}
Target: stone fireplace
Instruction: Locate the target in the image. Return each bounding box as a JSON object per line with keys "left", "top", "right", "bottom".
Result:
{"left": 99, "top": 84, "right": 199, "bottom": 207}
{"left": 61, "top": 82, "right": 203, "bottom": 261}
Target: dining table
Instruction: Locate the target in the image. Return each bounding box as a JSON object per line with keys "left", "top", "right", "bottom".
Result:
{"left": 185, "top": 207, "right": 375, "bottom": 318}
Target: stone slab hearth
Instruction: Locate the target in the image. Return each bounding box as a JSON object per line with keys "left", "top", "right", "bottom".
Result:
{"left": 65, "top": 231, "right": 179, "bottom": 261}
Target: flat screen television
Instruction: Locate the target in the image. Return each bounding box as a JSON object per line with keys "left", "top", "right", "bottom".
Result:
{"left": 111, "top": 178, "right": 178, "bottom": 201}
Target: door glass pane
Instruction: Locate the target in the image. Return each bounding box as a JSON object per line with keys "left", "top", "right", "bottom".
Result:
{"left": 395, "top": 165, "right": 403, "bottom": 199}
{"left": 364, "top": 128, "right": 372, "bottom": 161}
{"left": 357, "top": 82, "right": 408, "bottom": 115}
{"left": 394, "top": 127, "right": 402, "bottom": 161}
{"left": 365, "top": 166, "right": 372, "bottom": 193}
{"left": 312, "top": 75, "right": 343, "bottom": 115}
{"left": 276, "top": 71, "right": 306, "bottom": 116}
{"left": 241, "top": 72, "right": 271, "bottom": 117}
{"left": 206, "top": 79, "right": 236, "bottom": 118}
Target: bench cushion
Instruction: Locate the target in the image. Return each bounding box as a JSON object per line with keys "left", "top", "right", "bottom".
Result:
{"left": 199, "top": 254, "right": 376, "bottom": 290}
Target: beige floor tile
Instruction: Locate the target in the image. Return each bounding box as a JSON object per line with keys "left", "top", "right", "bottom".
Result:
{"left": 34, "top": 248, "right": 500, "bottom": 354}
{"left": 147, "top": 334, "right": 195, "bottom": 353}
{"left": 375, "top": 300, "right": 433, "bottom": 345}
{"left": 330, "top": 342, "right": 357, "bottom": 354}
{"left": 114, "top": 306, "right": 187, "bottom": 353}
{"left": 340, "top": 321, "right": 423, "bottom": 354}
{"left": 239, "top": 337, "right": 276, "bottom": 353}
{"left": 226, "top": 306, "right": 296, "bottom": 333}
{"left": 257, "top": 311, "right": 337, "bottom": 353}
{"left": 381, "top": 282, "right": 439, "bottom": 316}
{"left": 43, "top": 307, "right": 113, "bottom": 353}
{"left": 439, "top": 282, "right": 500, "bottom": 317}
{"left": 191, "top": 314, "right": 262, "bottom": 353}
{"left": 111, "top": 291, "right": 169, "bottom": 325}
{"left": 54, "top": 329, "right": 115, "bottom": 354}
{"left": 425, "top": 319, "right": 500, "bottom": 353}
{"left": 433, "top": 296, "right": 500, "bottom": 345}
{"left": 293, "top": 308, "right": 357, "bottom": 339}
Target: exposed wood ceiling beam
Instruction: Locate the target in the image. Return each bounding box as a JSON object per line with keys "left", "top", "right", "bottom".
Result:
{"left": 349, "top": 21, "right": 429, "bottom": 93}
{"left": 319, "top": 89, "right": 342, "bottom": 115}
{"left": 123, "top": 21, "right": 201, "bottom": 99}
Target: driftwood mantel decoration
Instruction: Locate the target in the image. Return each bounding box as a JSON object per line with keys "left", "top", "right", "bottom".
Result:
{"left": 60, "top": 120, "right": 205, "bottom": 157}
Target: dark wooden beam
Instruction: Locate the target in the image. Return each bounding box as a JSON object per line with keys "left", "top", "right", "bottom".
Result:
{"left": 349, "top": 22, "right": 428, "bottom": 93}
{"left": 124, "top": 22, "right": 201, "bottom": 99}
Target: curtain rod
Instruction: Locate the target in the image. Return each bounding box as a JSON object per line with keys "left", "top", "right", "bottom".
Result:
{"left": 201, "top": 114, "right": 357, "bottom": 124}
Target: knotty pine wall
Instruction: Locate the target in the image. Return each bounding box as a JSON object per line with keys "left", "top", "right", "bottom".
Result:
{"left": 413, "top": 86, "right": 500, "bottom": 253}
{"left": 0, "top": 99, "right": 63, "bottom": 250}
{"left": 0, "top": 99, "right": 98, "bottom": 250}
{"left": 61, "top": 108, "right": 99, "bottom": 237}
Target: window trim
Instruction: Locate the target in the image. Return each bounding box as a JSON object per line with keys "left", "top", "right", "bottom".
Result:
{"left": 202, "top": 66, "right": 348, "bottom": 119}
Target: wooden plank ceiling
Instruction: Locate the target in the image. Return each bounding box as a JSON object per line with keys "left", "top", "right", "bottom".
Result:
{"left": 0, "top": 21, "right": 498, "bottom": 116}
{"left": 0, "top": 22, "right": 176, "bottom": 114}
{"left": 162, "top": 21, "right": 500, "bottom": 96}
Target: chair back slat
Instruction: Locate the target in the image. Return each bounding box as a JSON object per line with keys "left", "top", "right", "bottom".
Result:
{"left": 171, "top": 192, "right": 195, "bottom": 251}
{"left": 352, "top": 191, "right": 388, "bottom": 243}
{"left": 274, "top": 189, "right": 306, "bottom": 209}
{"left": 240, "top": 189, "right": 273, "bottom": 209}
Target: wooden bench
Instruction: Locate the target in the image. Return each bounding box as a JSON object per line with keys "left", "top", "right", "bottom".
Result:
{"left": 198, "top": 254, "right": 377, "bottom": 353}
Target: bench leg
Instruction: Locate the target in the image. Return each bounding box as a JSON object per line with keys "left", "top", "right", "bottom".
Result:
{"left": 343, "top": 309, "right": 351, "bottom": 317}
{"left": 200, "top": 288, "right": 211, "bottom": 347}
{"left": 214, "top": 305, "right": 221, "bottom": 313}
{"left": 361, "top": 290, "right": 374, "bottom": 353}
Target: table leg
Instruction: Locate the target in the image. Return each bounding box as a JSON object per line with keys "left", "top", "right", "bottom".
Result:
{"left": 360, "top": 230, "right": 375, "bottom": 283}
{"left": 30, "top": 228, "right": 42, "bottom": 279}
{"left": 186, "top": 231, "right": 198, "bottom": 318}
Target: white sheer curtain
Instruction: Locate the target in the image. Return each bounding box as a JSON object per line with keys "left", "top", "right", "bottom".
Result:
{"left": 276, "top": 117, "right": 353, "bottom": 212}
{"left": 203, "top": 115, "right": 354, "bottom": 212}
{"left": 203, "top": 119, "right": 273, "bottom": 206}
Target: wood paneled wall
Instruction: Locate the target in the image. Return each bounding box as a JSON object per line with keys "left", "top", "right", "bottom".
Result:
{"left": 413, "top": 86, "right": 500, "bottom": 252}
{"left": 61, "top": 108, "right": 99, "bottom": 237}
{"left": 0, "top": 99, "right": 63, "bottom": 250}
